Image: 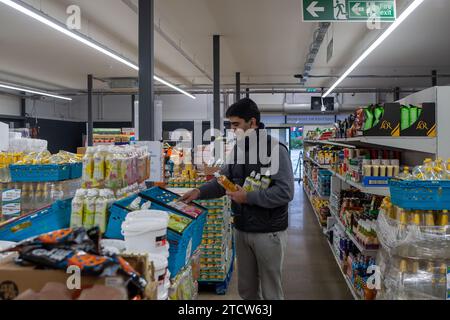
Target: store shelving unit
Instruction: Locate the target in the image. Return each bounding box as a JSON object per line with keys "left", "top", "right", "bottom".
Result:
{"left": 326, "top": 240, "right": 362, "bottom": 300}
{"left": 304, "top": 139, "right": 355, "bottom": 148}
{"left": 304, "top": 173, "right": 329, "bottom": 200}
{"left": 332, "top": 172, "right": 390, "bottom": 197}
{"left": 328, "top": 137, "right": 436, "bottom": 154}
{"left": 329, "top": 208, "right": 379, "bottom": 256}
{"left": 304, "top": 156, "right": 332, "bottom": 170}
{"left": 303, "top": 186, "right": 327, "bottom": 229}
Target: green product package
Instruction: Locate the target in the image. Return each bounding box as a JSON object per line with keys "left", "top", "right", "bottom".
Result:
{"left": 168, "top": 213, "right": 192, "bottom": 233}
{"left": 400, "top": 105, "right": 410, "bottom": 130}
{"left": 409, "top": 105, "right": 419, "bottom": 126}
{"left": 363, "top": 108, "right": 374, "bottom": 130}
{"left": 373, "top": 106, "right": 384, "bottom": 127}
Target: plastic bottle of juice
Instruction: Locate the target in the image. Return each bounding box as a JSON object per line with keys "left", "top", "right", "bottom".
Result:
{"left": 82, "top": 147, "right": 95, "bottom": 188}
{"left": 105, "top": 147, "right": 120, "bottom": 189}
{"left": 21, "top": 183, "right": 31, "bottom": 214}
{"left": 92, "top": 145, "right": 106, "bottom": 188}
{"left": 34, "top": 182, "right": 45, "bottom": 209}
{"left": 214, "top": 172, "right": 238, "bottom": 192}
{"left": 243, "top": 171, "right": 256, "bottom": 192}
{"left": 397, "top": 166, "right": 412, "bottom": 180}
{"left": 251, "top": 174, "right": 262, "bottom": 192}
{"left": 260, "top": 170, "right": 272, "bottom": 190}
{"left": 445, "top": 158, "right": 450, "bottom": 179}
{"left": 94, "top": 189, "right": 109, "bottom": 233}
{"left": 71, "top": 189, "right": 87, "bottom": 228}
{"left": 83, "top": 189, "right": 99, "bottom": 229}
{"left": 118, "top": 148, "right": 128, "bottom": 189}
{"left": 424, "top": 210, "right": 435, "bottom": 227}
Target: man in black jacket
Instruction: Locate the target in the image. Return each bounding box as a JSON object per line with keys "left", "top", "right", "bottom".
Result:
{"left": 181, "top": 98, "right": 295, "bottom": 300}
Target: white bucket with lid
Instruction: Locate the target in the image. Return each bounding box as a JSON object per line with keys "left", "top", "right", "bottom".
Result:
{"left": 126, "top": 210, "right": 169, "bottom": 223}
{"left": 157, "top": 280, "right": 171, "bottom": 300}
{"left": 122, "top": 212, "right": 168, "bottom": 255}
{"left": 149, "top": 254, "right": 169, "bottom": 297}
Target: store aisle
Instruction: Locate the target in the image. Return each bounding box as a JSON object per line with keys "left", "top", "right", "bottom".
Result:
{"left": 199, "top": 183, "right": 352, "bottom": 300}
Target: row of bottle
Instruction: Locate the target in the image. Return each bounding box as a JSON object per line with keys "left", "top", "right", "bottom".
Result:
{"left": 242, "top": 171, "right": 272, "bottom": 192}
{"left": 0, "top": 152, "right": 24, "bottom": 183}
{"left": 82, "top": 145, "right": 150, "bottom": 190}
{"left": 397, "top": 158, "right": 450, "bottom": 181}
{"left": 0, "top": 182, "right": 67, "bottom": 217}
{"left": 381, "top": 199, "right": 449, "bottom": 227}
{"left": 70, "top": 188, "right": 116, "bottom": 233}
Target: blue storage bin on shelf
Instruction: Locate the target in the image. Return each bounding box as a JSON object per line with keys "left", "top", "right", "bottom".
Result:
{"left": 104, "top": 188, "right": 207, "bottom": 278}
{"left": 0, "top": 199, "right": 72, "bottom": 242}
{"left": 389, "top": 179, "right": 450, "bottom": 210}
{"left": 9, "top": 164, "right": 71, "bottom": 182}
{"left": 70, "top": 162, "right": 83, "bottom": 179}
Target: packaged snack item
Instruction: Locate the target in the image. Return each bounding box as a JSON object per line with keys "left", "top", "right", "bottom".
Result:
{"left": 168, "top": 213, "right": 192, "bottom": 233}
{"left": 128, "top": 197, "right": 142, "bottom": 211}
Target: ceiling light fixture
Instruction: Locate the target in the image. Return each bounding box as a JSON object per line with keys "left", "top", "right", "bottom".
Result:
{"left": 323, "top": 0, "right": 424, "bottom": 98}
{"left": 0, "top": 83, "right": 72, "bottom": 101}
{"left": 0, "top": 0, "right": 196, "bottom": 99}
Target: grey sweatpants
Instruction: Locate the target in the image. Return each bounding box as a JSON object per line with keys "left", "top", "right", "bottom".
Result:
{"left": 234, "top": 228, "right": 288, "bottom": 300}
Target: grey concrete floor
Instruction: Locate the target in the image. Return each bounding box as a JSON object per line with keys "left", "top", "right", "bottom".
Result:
{"left": 198, "top": 182, "right": 353, "bottom": 300}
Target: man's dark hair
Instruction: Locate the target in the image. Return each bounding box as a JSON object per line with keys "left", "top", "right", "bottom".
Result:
{"left": 226, "top": 98, "right": 261, "bottom": 125}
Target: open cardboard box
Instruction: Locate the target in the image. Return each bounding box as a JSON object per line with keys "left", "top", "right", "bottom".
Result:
{"left": 0, "top": 253, "right": 158, "bottom": 300}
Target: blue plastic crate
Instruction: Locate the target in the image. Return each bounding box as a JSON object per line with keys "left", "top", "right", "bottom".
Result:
{"left": 70, "top": 162, "right": 83, "bottom": 179}
{"left": 9, "top": 164, "right": 71, "bottom": 182}
{"left": 104, "top": 190, "right": 205, "bottom": 278}
{"left": 389, "top": 179, "right": 450, "bottom": 210}
{"left": 0, "top": 199, "right": 72, "bottom": 242}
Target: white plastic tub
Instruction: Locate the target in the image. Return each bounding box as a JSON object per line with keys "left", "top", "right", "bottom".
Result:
{"left": 149, "top": 254, "right": 169, "bottom": 297}
{"left": 122, "top": 217, "right": 168, "bottom": 255}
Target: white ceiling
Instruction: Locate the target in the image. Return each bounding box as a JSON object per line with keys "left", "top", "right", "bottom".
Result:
{"left": 0, "top": 0, "right": 449, "bottom": 94}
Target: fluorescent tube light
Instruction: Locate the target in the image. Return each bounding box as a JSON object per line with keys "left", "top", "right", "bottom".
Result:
{"left": 323, "top": 0, "right": 424, "bottom": 98}
{"left": 154, "top": 75, "right": 196, "bottom": 99}
{"left": 0, "top": 0, "right": 196, "bottom": 99}
{"left": 0, "top": 83, "right": 72, "bottom": 101}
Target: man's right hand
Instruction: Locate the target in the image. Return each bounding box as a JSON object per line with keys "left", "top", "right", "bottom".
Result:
{"left": 179, "top": 188, "right": 201, "bottom": 203}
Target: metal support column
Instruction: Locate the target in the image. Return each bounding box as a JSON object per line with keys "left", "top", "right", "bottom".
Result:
{"left": 138, "top": 0, "right": 155, "bottom": 141}
{"left": 432, "top": 70, "right": 437, "bottom": 87}
{"left": 20, "top": 92, "right": 26, "bottom": 127}
{"left": 87, "top": 74, "right": 93, "bottom": 147}
{"left": 235, "top": 72, "right": 241, "bottom": 103}
{"left": 131, "top": 94, "right": 136, "bottom": 128}
{"left": 246, "top": 88, "right": 250, "bottom": 98}
{"left": 394, "top": 87, "right": 400, "bottom": 102}
{"left": 213, "top": 35, "right": 221, "bottom": 134}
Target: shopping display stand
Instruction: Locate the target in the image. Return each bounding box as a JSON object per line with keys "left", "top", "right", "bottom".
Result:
{"left": 196, "top": 196, "right": 235, "bottom": 295}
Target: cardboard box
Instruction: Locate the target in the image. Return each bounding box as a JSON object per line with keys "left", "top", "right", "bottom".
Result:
{"left": 363, "top": 103, "right": 401, "bottom": 137}
{"left": 400, "top": 103, "right": 436, "bottom": 137}
{"left": 0, "top": 255, "right": 158, "bottom": 300}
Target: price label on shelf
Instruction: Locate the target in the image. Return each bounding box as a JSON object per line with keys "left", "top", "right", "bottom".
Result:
{"left": 2, "top": 189, "right": 21, "bottom": 219}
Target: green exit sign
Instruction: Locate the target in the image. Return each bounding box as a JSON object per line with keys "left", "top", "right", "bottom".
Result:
{"left": 302, "top": 0, "right": 396, "bottom": 22}
{"left": 307, "top": 88, "right": 318, "bottom": 93}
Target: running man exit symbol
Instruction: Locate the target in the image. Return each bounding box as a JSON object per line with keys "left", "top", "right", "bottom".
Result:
{"left": 334, "top": 0, "right": 347, "bottom": 19}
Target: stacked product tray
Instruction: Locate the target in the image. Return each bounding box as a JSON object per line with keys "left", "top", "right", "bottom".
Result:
{"left": 196, "top": 196, "right": 234, "bottom": 282}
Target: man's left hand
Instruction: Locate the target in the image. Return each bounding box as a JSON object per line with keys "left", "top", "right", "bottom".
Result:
{"left": 226, "top": 185, "right": 248, "bottom": 204}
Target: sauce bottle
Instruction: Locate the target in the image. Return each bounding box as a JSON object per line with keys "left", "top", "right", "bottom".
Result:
{"left": 214, "top": 172, "right": 238, "bottom": 192}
